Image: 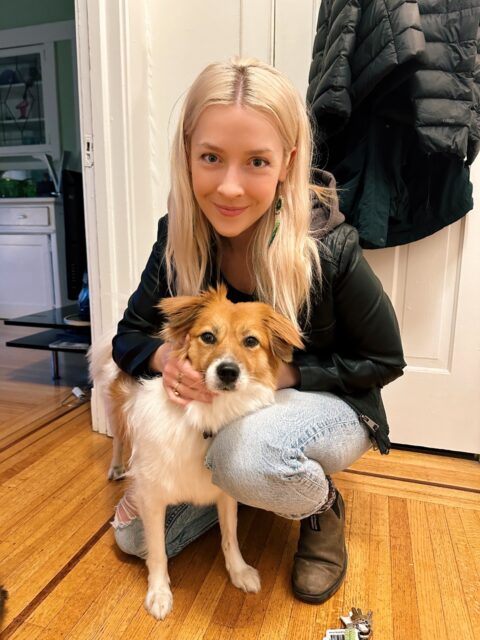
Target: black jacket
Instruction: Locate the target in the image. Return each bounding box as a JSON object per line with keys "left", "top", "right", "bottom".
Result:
{"left": 113, "top": 202, "right": 406, "bottom": 454}
{"left": 307, "top": 0, "right": 480, "bottom": 248}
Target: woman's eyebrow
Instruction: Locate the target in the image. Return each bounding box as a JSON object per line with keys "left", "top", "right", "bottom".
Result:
{"left": 196, "top": 142, "right": 274, "bottom": 154}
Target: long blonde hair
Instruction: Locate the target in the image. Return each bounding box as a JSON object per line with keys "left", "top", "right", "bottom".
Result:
{"left": 166, "top": 57, "right": 328, "bottom": 329}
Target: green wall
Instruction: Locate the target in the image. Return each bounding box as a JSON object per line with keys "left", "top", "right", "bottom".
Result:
{"left": 0, "top": 0, "right": 74, "bottom": 30}
{"left": 0, "top": 0, "right": 79, "bottom": 169}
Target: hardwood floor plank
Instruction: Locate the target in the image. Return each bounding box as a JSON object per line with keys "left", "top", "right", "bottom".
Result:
{"left": 366, "top": 493, "right": 393, "bottom": 639}
{"left": 351, "top": 449, "right": 480, "bottom": 491}
{"left": 407, "top": 500, "right": 447, "bottom": 639}
{"left": 1, "top": 485, "right": 122, "bottom": 630}
{"left": 458, "top": 510, "right": 480, "bottom": 579}
{"left": 257, "top": 523, "right": 298, "bottom": 640}
{"left": 0, "top": 401, "right": 89, "bottom": 453}
{"left": 48, "top": 537, "right": 127, "bottom": 639}
{"left": 0, "top": 403, "right": 90, "bottom": 459}
{"left": 342, "top": 491, "right": 372, "bottom": 612}
{"left": 175, "top": 512, "right": 272, "bottom": 640}
{"left": 336, "top": 471, "right": 480, "bottom": 510}
{"left": 444, "top": 508, "right": 480, "bottom": 623}
{"left": 64, "top": 545, "right": 145, "bottom": 639}
{"left": 4, "top": 622, "right": 45, "bottom": 640}
{"left": 425, "top": 503, "right": 474, "bottom": 639}
{"left": 0, "top": 411, "right": 93, "bottom": 486}
{"left": 224, "top": 514, "right": 290, "bottom": 639}
{"left": 0, "top": 443, "right": 112, "bottom": 544}
{"left": 388, "top": 497, "right": 421, "bottom": 640}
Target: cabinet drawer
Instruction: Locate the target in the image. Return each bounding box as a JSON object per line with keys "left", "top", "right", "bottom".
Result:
{"left": 0, "top": 207, "right": 50, "bottom": 227}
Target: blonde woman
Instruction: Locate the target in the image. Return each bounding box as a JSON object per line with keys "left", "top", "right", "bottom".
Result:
{"left": 111, "top": 58, "right": 405, "bottom": 604}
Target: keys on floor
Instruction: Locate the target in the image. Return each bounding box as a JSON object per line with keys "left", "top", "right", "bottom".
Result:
{"left": 340, "top": 608, "right": 373, "bottom": 639}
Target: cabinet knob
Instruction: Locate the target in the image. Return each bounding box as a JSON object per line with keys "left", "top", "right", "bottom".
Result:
{"left": 17, "top": 214, "right": 28, "bottom": 219}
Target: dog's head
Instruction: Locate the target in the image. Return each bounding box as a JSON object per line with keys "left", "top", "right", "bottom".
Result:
{"left": 158, "top": 285, "right": 303, "bottom": 392}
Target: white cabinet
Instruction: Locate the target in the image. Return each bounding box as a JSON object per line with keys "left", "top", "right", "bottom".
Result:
{"left": 0, "top": 43, "right": 60, "bottom": 158}
{"left": 0, "top": 197, "right": 68, "bottom": 318}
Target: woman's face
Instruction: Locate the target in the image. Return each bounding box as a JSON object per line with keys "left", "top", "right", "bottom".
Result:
{"left": 190, "top": 104, "right": 293, "bottom": 244}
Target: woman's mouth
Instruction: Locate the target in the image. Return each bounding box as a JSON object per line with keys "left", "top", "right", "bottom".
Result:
{"left": 214, "top": 204, "right": 248, "bottom": 217}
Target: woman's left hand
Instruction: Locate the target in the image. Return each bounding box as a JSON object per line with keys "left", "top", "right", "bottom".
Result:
{"left": 276, "top": 361, "right": 300, "bottom": 389}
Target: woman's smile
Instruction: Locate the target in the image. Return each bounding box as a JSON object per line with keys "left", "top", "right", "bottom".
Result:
{"left": 214, "top": 203, "right": 249, "bottom": 217}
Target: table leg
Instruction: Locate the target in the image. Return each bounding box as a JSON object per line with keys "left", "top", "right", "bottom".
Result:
{"left": 51, "top": 351, "right": 60, "bottom": 380}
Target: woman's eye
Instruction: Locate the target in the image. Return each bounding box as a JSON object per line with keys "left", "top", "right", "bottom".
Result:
{"left": 251, "top": 158, "right": 268, "bottom": 168}
{"left": 200, "top": 332, "right": 216, "bottom": 344}
{"left": 243, "top": 336, "right": 259, "bottom": 348}
{"left": 202, "top": 153, "right": 219, "bottom": 164}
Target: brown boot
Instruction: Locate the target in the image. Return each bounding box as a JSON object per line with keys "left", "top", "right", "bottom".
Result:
{"left": 292, "top": 492, "right": 347, "bottom": 603}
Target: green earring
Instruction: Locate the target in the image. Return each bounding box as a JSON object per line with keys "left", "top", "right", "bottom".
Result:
{"left": 268, "top": 196, "right": 283, "bottom": 247}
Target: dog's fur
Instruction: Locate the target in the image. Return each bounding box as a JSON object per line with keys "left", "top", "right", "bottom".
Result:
{"left": 89, "top": 285, "right": 303, "bottom": 620}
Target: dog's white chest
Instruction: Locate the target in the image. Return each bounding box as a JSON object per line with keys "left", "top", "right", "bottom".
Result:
{"left": 127, "top": 377, "right": 274, "bottom": 505}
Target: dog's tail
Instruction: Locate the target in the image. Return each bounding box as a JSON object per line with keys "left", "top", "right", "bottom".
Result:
{"left": 87, "top": 332, "right": 119, "bottom": 386}
{"left": 88, "top": 332, "right": 130, "bottom": 442}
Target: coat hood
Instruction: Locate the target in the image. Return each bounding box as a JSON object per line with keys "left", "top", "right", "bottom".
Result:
{"left": 311, "top": 169, "right": 345, "bottom": 237}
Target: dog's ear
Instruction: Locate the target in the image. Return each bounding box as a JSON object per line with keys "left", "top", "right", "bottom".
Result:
{"left": 265, "top": 308, "right": 304, "bottom": 362}
{"left": 157, "top": 295, "right": 205, "bottom": 344}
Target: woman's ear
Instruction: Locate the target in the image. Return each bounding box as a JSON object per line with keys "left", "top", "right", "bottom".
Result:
{"left": 279, "top": 147, "right": 297, "bottom": 182}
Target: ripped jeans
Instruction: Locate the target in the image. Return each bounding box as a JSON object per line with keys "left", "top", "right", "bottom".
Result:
{"left": 113, "top": 389, "right": 371, "bottom": 559}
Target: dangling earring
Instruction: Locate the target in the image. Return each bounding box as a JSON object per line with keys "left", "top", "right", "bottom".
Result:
{"left": 268, "top": 195, "right": 283, "bottom": 247}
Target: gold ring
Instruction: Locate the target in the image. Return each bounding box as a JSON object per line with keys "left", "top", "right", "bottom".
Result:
{"left": 177, "top": 372, "right": 183, "bottom": 383}
{"left": 173, "top": 382, "right": 181, "bottom": 397}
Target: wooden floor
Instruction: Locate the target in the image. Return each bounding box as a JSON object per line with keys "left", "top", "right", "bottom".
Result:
{"left": 1, "top": 322, "right": 479, "bottom": 639}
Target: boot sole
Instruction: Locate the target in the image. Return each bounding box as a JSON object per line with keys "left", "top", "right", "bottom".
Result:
{"left": 291, "top": 548, "right": 348, "bottom": 604}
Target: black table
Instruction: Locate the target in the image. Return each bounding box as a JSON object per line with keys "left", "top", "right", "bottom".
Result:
{"left": 4, "top": 305, "right": 91, "bottom": 380}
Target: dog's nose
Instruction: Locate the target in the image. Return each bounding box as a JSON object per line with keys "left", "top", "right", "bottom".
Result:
{"left": 216, "top": 362, "right": 240, "bottom": 385}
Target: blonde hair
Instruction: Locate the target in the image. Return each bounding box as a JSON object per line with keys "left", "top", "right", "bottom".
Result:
{"left": 166, "top": 57, "right": 328, "bottom": 329}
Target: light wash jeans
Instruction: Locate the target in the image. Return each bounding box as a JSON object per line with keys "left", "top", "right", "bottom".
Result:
{"left": 113, "top": 389, "right": 371, "bottom": 559}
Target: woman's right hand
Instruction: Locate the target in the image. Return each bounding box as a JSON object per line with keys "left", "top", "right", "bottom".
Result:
{"left": 149, "top": 341, "right": 216, "bottom": 406}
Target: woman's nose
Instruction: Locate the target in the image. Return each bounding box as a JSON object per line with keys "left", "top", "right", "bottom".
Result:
{"left": 217, "top": 166, "right": 245, "bottom": 198}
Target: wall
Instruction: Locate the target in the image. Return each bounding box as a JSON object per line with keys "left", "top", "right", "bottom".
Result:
{"left": 0, "top": 0, "right": 79, "bottom": 168}
{"left": 0, "top": 0, "right": 74, "bottom": 28}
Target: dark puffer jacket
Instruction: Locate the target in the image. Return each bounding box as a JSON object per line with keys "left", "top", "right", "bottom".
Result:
{"left": 307, "top": 0, "right": 480, "bottom": 248}
{"left": 307, "top": 0, "right": 426, "bottom": 138}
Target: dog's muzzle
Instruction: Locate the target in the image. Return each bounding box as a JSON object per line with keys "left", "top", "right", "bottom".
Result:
{"left": 215, "top": 361, "right": 240, "bottom": 390}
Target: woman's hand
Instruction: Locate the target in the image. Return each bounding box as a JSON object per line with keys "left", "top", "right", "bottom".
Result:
{"left": 149, "top": 341, "right": 216, "bottom": 406}
{"left": 276, "top": 361, "right": 300, "bottom": 390}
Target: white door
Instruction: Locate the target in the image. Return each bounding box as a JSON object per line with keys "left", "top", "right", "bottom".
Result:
{"left": 274, "top": 0, "right": 480, "bottom": 454}
{"left": 365, "top": 210, "right": 480, "bottom": 453}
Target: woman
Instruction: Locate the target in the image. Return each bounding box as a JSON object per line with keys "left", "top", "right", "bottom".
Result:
{"left": 111, "top": 57, "right": 406, "bottom": 604}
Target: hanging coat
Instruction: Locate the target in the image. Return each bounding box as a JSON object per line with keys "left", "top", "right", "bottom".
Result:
{"left": 307, "top": 0, "right": 480, "bottom": 248}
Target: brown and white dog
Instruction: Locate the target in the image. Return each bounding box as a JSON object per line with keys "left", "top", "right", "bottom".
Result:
{"left": 89, "top": 284, "right": 303, "bottom": 620}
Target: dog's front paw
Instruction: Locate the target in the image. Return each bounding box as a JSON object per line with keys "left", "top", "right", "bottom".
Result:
{"left": 107, "top": 464, "right": 126, "bottom": 481}
{"left": 144, "top": 587, "right": 173, "bottom": 620}
{"left": 229, "top": 565, "right": 261, "bottom": 593}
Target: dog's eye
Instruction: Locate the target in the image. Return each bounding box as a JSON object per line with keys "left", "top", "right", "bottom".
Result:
{"left": 243, "top": 336, "right": 259, "bottom": 348}
{"left": 200, "top": 332, "right": 216, "bottom": 345}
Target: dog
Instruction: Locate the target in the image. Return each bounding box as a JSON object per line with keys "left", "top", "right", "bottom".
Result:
{"left": 89, "top": 284, "right": 303, "bottom": 620}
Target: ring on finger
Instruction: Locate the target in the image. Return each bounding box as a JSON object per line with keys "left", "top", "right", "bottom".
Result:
{"left": 173, "top": 381, "right": 181, "bottom": 397}
{"left": 177, "top": 371, "right": 183, "bottom": 384}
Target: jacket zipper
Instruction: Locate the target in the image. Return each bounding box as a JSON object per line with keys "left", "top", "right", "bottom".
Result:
{"left": 358, "top": 414, "right": 390, "bottom": 454}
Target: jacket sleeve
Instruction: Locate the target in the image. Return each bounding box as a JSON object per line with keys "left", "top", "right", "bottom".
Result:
{"left": 468, "top": 19, "right": 480, "bottom": 165}
{"left": 112, "top": 217, "right": 169, "bottom": 377}
{"left": 294, "top": 228, "right": 406, "bottom": 393}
